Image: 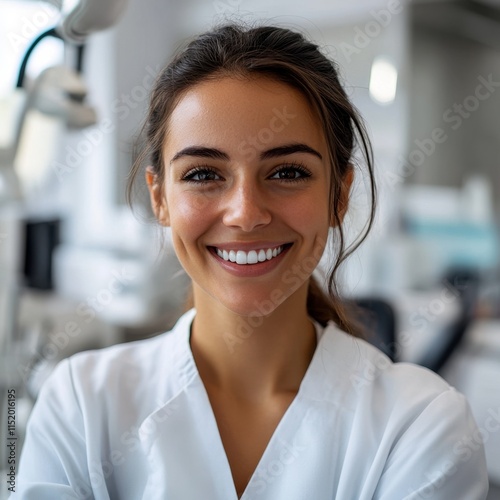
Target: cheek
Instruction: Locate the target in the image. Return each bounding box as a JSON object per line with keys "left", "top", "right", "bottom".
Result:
{"left": 286, "top": 192, "right": 330, "bottom": 235}
{"left": 168, "top": 190, "right": 215, "bottom": 246}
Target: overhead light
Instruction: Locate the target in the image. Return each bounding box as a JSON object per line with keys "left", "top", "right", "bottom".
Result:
{"left": 369, "top": 57, "right": 398, "bottom": 104}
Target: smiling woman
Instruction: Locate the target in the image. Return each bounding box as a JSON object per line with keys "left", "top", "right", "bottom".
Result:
{"left": 134, "top": 26, "right": 374, "bottom": 337}
{"left": 15, "top": 21, "right": 489, "bottom": 500}
{"left": 147, "top": 75, "right": 334, "bottom": 322}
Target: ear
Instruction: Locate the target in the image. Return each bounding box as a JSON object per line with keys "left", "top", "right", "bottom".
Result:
{"left": 330, "top": 165, "right": 354, "bottom": 227}
{"left": 145, "top": 166, "right": 170, "bottom": 226}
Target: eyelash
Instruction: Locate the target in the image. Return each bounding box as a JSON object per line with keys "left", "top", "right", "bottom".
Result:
{"left": 180, "top": 165, "right": 219, "bottom": 184}
{"left": 180, "top": 162, "right": 312, "bottom": 185}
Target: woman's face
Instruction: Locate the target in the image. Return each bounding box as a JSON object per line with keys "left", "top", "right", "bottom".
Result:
{"left": 148, "top": 75, "right": 339, "bottom": 317}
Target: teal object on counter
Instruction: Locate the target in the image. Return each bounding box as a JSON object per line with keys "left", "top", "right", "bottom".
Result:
{"left": 406, "top": 219, "right": 499, "bottom": 270}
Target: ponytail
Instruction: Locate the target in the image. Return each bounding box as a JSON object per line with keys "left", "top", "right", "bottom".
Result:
{"left": 307, "top": 275, "right": 365, "bottom": 338}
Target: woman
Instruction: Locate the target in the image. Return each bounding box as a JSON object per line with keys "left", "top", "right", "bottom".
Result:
{"left": 16, "top": 22, "right": 488, "bottom": 499}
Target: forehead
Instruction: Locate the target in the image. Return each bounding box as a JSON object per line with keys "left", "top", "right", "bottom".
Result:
{"left": 163, "top": 75, "right": 326, "bottom": 159}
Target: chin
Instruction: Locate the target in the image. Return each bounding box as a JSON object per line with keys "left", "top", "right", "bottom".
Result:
{"left": 217, "top": 287, "right": 293, "bottom": 320}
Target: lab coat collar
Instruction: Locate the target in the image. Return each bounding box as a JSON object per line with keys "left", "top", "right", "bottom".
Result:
{"left": 137, "top": 308, "right": 345, "bottom": 499}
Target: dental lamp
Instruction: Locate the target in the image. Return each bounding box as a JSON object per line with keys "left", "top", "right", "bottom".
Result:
{"left": 0, "top": 0, "right": 130, "bottom": 330}
{"left": 2, "top": 0, "right": 129, "bottom": 189}
{"left": 0, "top": 0, "right": 128, "bottom": 472}
{"left": 57, "top": 0, "right": 129, "bottom": 44}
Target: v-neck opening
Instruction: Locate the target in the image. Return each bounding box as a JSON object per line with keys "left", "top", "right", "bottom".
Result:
{"left": 183, "top": 310, "right": 325, "bottom": 500}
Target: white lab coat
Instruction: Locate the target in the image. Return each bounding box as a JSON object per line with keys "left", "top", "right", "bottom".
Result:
{"left": 15, "top": 308, "right": 488, "bottom": 499}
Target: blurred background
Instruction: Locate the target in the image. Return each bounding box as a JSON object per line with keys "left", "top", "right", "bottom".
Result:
{"left": 1, "top": 0, "right": 499, "bottom": 497}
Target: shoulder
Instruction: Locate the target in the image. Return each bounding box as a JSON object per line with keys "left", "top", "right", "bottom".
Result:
{"left": 44, "top": 309, "right": 196, "bottom": 418}
{"left": 69, "top": 328, "right": 173, "bottom": 388}
{"left": 318, "top": 321, "right": 465, "bottom": 420}
{"left": 316, "top": 323, "right": 488, "bottom": 497}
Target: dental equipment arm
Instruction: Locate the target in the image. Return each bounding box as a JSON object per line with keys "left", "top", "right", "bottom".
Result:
{"left": 57, "top": 0, "right": 128, "bottom": 44}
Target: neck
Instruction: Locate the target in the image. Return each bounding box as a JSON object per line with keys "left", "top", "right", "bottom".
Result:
{"left": 189, "top": 281, "right": 317, "bottom": 402}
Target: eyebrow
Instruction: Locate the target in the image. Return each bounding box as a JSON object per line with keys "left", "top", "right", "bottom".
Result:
{"left": 170, "top": 143, "right": 323, "bottom": 163}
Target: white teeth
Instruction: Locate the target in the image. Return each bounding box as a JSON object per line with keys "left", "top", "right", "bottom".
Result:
{"left": 236, "top": 251, "right": 247, "bottom": 265}
{"left": 247, "top": 250, "right": 258, "bottom": 264}
{"left": 215, "top": 245, "right": 286, "bottom": 265}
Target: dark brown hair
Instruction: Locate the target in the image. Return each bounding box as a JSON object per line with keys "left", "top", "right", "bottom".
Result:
{"left": 127, "top": 21, "right": 376, "bottom": 337}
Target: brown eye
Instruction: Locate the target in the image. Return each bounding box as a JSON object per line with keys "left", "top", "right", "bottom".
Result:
{"left": 181, "top": 166, "right": 222, "bottom": 183}
{"left": 193, "top": 171, "right": 218, "bottom": 181}
{"left": 277, "top": 169, "right": 299, "bottom": 179}
{"left": 269, "top": 163, "right": 312, "bottom": 183}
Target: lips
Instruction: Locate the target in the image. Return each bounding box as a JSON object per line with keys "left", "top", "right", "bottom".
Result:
{"left": 208, "top": 242, "right": 293, "bottom": 277}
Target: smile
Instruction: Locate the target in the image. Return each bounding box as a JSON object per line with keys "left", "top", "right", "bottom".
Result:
{"left": 207, "top": 243, "right": 293, "bottom": 277}
{"left": 214, "top": 245, "right": 285, "bottom": 265}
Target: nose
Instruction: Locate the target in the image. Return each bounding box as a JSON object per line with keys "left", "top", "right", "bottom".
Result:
{"left": 221, "top": 178, "right": 272, "bottom": 231}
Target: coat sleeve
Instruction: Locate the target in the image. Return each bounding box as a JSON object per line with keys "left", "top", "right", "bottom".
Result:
{"left": 374, "top": 389, "right": 489, "bottom": 500}
{"left": 12, "top": 358, "right": 96, "bottom": 500}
